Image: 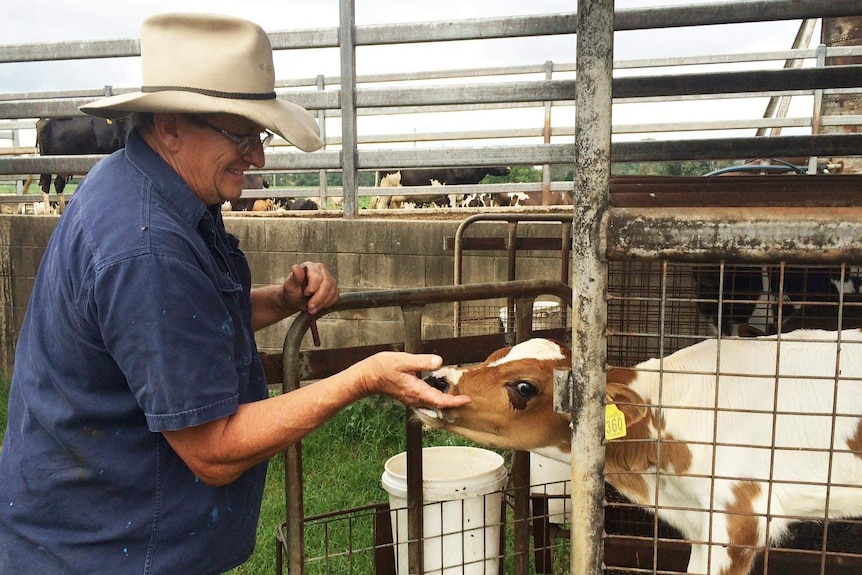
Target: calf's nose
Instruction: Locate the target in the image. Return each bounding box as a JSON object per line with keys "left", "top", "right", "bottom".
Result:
{"left": 424, "top": 375, "right": 450, "bottom": 394}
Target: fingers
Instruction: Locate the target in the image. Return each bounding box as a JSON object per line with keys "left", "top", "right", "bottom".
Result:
{"left": 409, "top": 353, "right": 443, "bottom": 373}
{"left": 363, "top": 352, "right": 471, "bottom": 409}
{"left": 291, "top": 262, "right": 339, "bottom": 314}
{"left": 420, "top": 385, "right": 472, "bottom": 409}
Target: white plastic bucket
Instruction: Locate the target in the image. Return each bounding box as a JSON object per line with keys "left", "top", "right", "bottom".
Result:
{"left": 381, "top": 446, "right": 508, "bottom": 575}
{"left": 529, "top": 453, "right": 572, "bottom": 525}
{"left": 499, "top": 300, "right": 563, "bottom": 332}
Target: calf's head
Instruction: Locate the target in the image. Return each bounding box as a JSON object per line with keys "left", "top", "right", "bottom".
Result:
{"left": 417, "top": 339, "right": 654, "bottom": 465}
{"left": 416, "top": 339, "right": 573, "bottom": 457}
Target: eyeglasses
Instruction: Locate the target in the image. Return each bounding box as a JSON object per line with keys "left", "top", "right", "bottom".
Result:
{"left": 191, "top": 115, "right": 274, "bottom": 155}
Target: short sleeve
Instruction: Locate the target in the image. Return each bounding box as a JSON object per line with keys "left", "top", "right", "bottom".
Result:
{"left": 92, "top": 252, "right": 245, "bottom": 431}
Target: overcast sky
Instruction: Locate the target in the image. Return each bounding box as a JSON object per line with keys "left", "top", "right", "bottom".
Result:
{"left": 1, "top": 1, "right": 817, "bottom": 146}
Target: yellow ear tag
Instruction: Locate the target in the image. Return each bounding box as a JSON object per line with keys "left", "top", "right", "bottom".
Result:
{"left": 605, "top": 404, "right": 627, "bottom": 440}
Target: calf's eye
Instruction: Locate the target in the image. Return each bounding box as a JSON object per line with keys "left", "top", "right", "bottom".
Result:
{"left": 505, "top": 380, "right": 540, "bottom": 411}
{"left": 515, "top": 380, "right": 538, "bottom": 398}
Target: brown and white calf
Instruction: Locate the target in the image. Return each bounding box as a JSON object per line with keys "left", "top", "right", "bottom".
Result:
{"left": 415, "top": 333, "right": 862, "bottom": 575}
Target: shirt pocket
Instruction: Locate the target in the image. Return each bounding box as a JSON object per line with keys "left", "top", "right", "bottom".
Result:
{"left": 215, "top": 273, "right": 253, "bottom": 375}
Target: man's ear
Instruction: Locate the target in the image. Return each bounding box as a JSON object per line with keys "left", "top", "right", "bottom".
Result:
{"left": 151, "top": 113, "right": 183, "bottom": 152}
{"left": 606, "top": 380, "right": 648, "bottom": 426}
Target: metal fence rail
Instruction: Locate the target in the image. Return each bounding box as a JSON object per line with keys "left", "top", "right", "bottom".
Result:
{"left": 1, "top": 1, "right": 862, "bottom": 214}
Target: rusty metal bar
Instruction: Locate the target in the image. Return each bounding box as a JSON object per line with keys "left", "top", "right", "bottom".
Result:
{"left": 571, "top": 0, "right": 613, "bottom": 574}
{"left": 561, "top": 221, "right": 572, "bottom": 286}
{"left": 613, "top": 64, "right": 862, "bottom": 100}
{"left": 608, "top": 175, "right": 862, "bottom": 208}
{"left": 603, "top": 207, "right": 862, "bottom": 263}
{"left": 402, "top": 305, "right": 425, "bottom": 575}
{"left": 612, "top": 132, "right": 862, "bottom": 164}
{"left": 505, "top": 222, "right": 519, "bottom": 336}
{"left": 289, "top": 280, "right": 572, "bottom": 316}
{"left": 512, "top": 296, "right": 537, "bottom": 575}
{"left": 283, "top": 338, "right": 308, "bottom": 575}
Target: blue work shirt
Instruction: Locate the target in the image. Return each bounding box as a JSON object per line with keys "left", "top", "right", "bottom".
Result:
{"left": 0, "top": 129, "right": 269, "bottom": 574}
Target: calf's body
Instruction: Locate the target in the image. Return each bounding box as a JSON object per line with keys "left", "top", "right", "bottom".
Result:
{"left": 416, "top": 333, "right": 862, "bottom": 575}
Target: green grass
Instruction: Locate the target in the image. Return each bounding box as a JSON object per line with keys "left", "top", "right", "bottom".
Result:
{"left": 0, "top": 182, "right": 79, "bottom": 196}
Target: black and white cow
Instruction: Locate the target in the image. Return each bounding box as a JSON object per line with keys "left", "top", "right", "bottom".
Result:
{"left": 36, "top": 116, "right": 131, "bottom": 197}
{"left": 373, "top": 166, "right": 510, "bottom": 208}
{"left": 489, "top": 190, "right": 573, "bottom": 207}
{"left": 694, "top": 265, "right": 862, "bottom": 336}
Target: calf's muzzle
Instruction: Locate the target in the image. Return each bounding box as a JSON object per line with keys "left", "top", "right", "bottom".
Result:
{"left": 423, "top": 375, "right": 450, "bottom": 394}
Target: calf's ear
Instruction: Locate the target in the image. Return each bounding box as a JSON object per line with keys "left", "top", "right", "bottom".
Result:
{"left": 606, "top": 381, "right": 648, "bottom": 427}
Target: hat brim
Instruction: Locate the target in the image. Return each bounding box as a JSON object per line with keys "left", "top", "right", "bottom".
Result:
{"left": 80, "top": 91, "right": 324, "bottom": 152}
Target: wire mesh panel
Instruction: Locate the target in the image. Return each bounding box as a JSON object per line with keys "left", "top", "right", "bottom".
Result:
{"left": 301, "top": 505, "right": 384, "bottom": 575}
{"left": 603, "top": 261, "right": 862, "bottom": 575}
{"left": 278, "top": 480, "right": 575, "bottom": 575}
{"left": 457, "top": 301, "right": 572, "bottom": 337}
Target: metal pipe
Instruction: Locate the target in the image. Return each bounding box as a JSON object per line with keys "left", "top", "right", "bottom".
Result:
{"left": 402, "top": 305, "right": 425, "bottom": 574}
{"left": 282, "top": 313, "right": 309, "bottom": 575}
{"left": 512, "top": 296, "right": 536, "bottom": 575}
{"left": 505, "top": 222, "right": 519, "bottom": 336}
{"left": 542, "top": 60, "right": 554, "bottom": 206}
{"left": 2, "top": 1, "right": 859, "bottom": 65}
{"left": 571, "top": 0, "right": 613, "bottom": 573}
{"left": 5, "top": 133, "right": 862, "bottom": 177}
{"left": 315, "top": 74, "right": 330, "bottom": 206}
{"left": 338, "top": 0, "right": 359, "bottom": 218}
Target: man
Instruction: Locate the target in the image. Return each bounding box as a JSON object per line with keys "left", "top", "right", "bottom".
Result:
{"left": 0, "top": 13, "right": 469, "bottom": 575}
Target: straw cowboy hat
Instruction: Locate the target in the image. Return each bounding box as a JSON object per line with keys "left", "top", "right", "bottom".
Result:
{"left": 80, "top": 12, "right": 324, "bottom": 152}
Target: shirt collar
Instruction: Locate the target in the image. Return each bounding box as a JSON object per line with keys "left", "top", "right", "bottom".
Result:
{"left": 124, "top": 128, "right": 208, "bottom": 228}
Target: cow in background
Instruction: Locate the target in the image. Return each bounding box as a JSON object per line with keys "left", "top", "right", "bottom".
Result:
{"left": 372, "top": 166, "right": 510, "bottom": 208}
{"left": 226, "top": 175, "right": 319, "bottom": 212}
{"left": 283, "top": 198, "right": 319, "bottom": 210}
{"left": 229, "top": 174, "right": 271, "bottom": 211}
{"left": 36, "top": 116, "right": 131, "bottom": 212}
{"left": 393, "top": 167, "right": 510, "bottom": 187}
{"left": 490, "top": 190, "right": 573, "bottom": 207}
{"left": 694, "top": 265, "right": 862, "bottom": 336}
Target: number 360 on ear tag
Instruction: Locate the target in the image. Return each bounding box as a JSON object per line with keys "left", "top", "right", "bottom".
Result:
{"left": 605, "top": 404, "right": 627, "bottom": 440}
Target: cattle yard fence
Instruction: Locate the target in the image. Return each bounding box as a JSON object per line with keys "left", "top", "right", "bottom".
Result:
{"left": 1, "top": 1, "right": 862, "bottom": 212}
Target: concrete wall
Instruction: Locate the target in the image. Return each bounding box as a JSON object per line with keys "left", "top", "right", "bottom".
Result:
{"left": 0, "top": 212, "right": 571, "bottom": 375}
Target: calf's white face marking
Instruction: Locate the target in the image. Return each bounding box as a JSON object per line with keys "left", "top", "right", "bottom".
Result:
{"left": 488, "top": 339, "right": 566, "bottom": 366}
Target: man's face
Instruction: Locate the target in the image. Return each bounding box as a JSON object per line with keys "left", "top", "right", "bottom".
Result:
{"left": 176, "top": 113, "right": 267, "bottom": 206}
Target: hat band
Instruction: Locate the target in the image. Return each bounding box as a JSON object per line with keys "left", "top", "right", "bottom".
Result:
{"left": 142, "top": 85, "right": 276, "bottom": 100}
